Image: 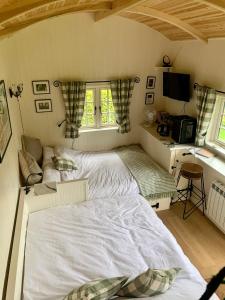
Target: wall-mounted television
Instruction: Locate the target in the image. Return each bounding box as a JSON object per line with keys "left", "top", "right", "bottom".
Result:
{"left": 163, "top": 72, "right": 190, "bottom": 102}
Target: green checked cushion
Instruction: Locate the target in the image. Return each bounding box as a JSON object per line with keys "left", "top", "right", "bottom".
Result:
{"left": 117, "top": 268, "right": 181, "bottom": 297}
{"left": 52, "top": 156, "right": 77, "bottom": 171}
{"left": 64, "top": 276, "right": 128, "bottom": 300}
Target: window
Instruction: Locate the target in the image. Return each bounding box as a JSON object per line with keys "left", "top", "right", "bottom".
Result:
{"left": 207, "top": 94, "right": 225, "bottom": 150}
{"left": 81, "top": 84, "right": 117, "bottom": 129}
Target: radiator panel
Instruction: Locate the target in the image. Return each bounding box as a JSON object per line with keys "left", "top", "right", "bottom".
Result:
{"left": 207, "top": 181, "right": 225, "bottom": 234}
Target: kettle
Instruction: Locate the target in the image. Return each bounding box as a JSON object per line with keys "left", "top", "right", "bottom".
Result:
{"left": 157, "top": 123, "right": 170, "bottom": 136}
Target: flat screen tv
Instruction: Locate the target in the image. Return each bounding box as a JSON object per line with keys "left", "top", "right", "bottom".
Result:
{"left": 163, "top": 72, "right": 190, "bottom": 102}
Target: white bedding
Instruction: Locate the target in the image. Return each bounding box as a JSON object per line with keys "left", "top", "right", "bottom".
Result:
{"left": 42, "top": 146, "right": 139, "bottom": 199}
{"left": 23, "top": 195, "right": 217, "bottom": 300}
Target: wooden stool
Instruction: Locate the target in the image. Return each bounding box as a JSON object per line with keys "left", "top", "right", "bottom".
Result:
{"left": 176, "top": 163, "right": 206, "bottom": 220}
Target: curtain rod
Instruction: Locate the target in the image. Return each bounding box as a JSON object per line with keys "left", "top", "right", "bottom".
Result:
{"left": 53, "top": 77, "right": 140, "bottom": 87}
{"left": 194, "top": 82, "right": 225, "bottom": 95}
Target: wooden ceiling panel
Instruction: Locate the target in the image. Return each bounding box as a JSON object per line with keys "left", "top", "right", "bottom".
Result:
{"left": 0, "top": 0, "right": 225, "bottom": 41}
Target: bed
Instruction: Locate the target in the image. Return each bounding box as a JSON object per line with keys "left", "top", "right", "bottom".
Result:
{"left": 42, "top": 144, "right": 177, "bottom": 210}
{"left": 23, "top": 192, "right": 218, "bottom": 300}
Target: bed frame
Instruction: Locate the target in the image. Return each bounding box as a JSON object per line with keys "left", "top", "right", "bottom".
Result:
{"left": 5, "top": 179, "right": 88, "bottom": 300}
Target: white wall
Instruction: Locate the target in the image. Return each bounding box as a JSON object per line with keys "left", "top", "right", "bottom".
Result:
{"left": 4, "top": 13, "right": 177, "bottom": 150}
{"left": 0, "top": 37, "right": 23, "bottom": 298}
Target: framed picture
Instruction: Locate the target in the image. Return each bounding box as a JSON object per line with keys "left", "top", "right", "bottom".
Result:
{"left": 0, "top": 80, "right": 12, "bottom": 163}
{"left": 146, "top": 76, "right": 156, "bottom": 89}
{"left": 32, "top": 80, "right": 50, "bottom": 95}
{"left": 35, "top": 99, "right": 52, "bottom": 113}
{"left": 145, "top": 92, "right": 154, "bottom": 105}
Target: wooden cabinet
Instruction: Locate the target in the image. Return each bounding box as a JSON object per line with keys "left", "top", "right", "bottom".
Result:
{"left": 140, "top": 124, "right": 196, "bottom": 191}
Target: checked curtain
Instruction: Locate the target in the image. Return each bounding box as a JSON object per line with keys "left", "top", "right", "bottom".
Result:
{"left": 110, "top": 79, "right": 135, "bottom": 134}
{"left": 61, "top": 81, "right": 86, "bottom": 139}
{"left": 195, "top": 85, "right": 216, "bottom": 146}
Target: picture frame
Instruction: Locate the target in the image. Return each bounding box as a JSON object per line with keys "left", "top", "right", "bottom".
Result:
{"left": 32, "top": 80, "right": 50, "bottom": 95}
{"left": 145, "top": 92, "right": 154, "bottom": 105}
{"left": 0, "top": 80, "right": 12, "bottom": 163}
{"left": 146, "top": 76, "right": 156, "bottom": 89}
{"left": 35, "top": 99, "right": 52, "bottom": 113}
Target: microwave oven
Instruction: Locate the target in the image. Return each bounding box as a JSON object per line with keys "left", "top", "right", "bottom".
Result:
{"left": 171, "top": 115, "right": 197, "bottom": 144}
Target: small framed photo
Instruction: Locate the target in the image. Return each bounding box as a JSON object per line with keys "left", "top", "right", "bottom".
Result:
{"left": 32, "top": 80, "right": 50, "bottom": 95}
{"left": 145, "top": 92, "right": 154, "bottom": 105}
{"left": 146, "top": 76, "right": 156, "bottom": 89}
{"left": 35, "top": 99, "right": 52, "bottom": 113}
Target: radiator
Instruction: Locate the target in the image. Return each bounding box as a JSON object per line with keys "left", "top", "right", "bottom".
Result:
{"left": 207, "top": 181, "right": 225, "bottom": 234}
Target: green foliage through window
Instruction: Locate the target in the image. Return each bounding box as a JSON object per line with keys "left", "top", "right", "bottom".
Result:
{"left": 82, "top": 86, "right": 116, "bottom": 129}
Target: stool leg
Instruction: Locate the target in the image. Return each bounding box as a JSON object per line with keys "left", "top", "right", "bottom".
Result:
{"left": 201, "top": 174, "right": 206, "bottom": 215}
{"left": 183, "top": 178, "right": 191, "bottom": 219}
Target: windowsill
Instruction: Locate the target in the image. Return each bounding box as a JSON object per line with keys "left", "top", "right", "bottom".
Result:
{"left": 206, "top": 141, "right": 225, "bottom": 159}
{"left": 80, "top": 126, "right": 118, "bottom": 133}
{"left": 189, "top": 147, "right": 225, "bottom": 177}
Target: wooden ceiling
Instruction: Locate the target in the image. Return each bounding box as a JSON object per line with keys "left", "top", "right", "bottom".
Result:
{"left": 1, "top": 0, "right": 225, "bottom": 42}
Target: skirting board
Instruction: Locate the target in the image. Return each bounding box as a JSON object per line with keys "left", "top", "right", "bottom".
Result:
{"left": 5, "top": 179, "right": 88, "bottom": 300}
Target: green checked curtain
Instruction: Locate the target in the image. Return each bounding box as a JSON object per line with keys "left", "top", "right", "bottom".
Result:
{"left": 61, "top": 81, "right": 86, "bottom": 139}
{"left": 110, "top": 78, "right": 135, "bottom": 134}
{"left": 195, "top": 85, "right": 216, "bottom": 146}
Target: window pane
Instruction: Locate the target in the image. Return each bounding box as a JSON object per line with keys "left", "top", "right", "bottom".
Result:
{"left": 101, "top": 113, "right": 108, "bottom": 124}
{"left": 101, "top": 99, "right": 108, "bottom": 113}
{"left": 222, "top": 115, "right": 225, "bottom": 127}
{"left": 108, "top": 101, "right": 114, "bottom": 112}
{"left": 109, "top": 113, "right": 116, "bottom": 124}
{"left": 82, "top": 89, "right": 95, "bottom": 127}
{"left": 86, "top": 90, "right": 94, "bottom": 101}
{"left": 86, "top": 102, "right": 94, "bottom": 113}
{"left": 86, "top": 114, "right": 94, "bottom": 126}
{"left": 217, "top": 104, "right": 225, "bottom": 143}
{"left": 100, "top": 88, "right": 116, "bottom": 126}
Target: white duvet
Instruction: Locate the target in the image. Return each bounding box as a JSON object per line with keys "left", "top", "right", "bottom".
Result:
{"left": 23, "top": 195, "right": 218, "bottom": 300}
{"left": 42, "top": 146, "right": 139, "bottom": 199}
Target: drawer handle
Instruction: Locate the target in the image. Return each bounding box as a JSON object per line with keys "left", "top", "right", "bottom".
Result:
{"left": 182, "top": 152, "right": 192, "bottom": 156}
{"left": 151, "top": 202, "right": 159, "bottom": 209}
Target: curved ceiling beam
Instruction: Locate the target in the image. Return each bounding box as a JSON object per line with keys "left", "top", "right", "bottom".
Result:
{"left": 127, "top": 6, "right": 208, "bottom": 43}
{"left": 95, "top": 0, "right": 146, "bottom": 21}
{"left": 196, "top": 0, "right": 225, "bottom": 13}
{"left": 0, "top": 2, "right": 111, "bottom": 33}
{"left": 0, "top": 0, "right": 60, "bottom": 23}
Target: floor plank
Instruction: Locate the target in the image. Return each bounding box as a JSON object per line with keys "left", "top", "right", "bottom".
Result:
{"left": 157, "top": 204, "right": 225, "bottom": 299}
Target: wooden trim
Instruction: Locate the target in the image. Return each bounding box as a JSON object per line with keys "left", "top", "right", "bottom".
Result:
{"left": 0, "top": 0, "right": 59, "bottom": 23}
{"left": 197, "top": 0, "right": 225, "bottom": 13}
{"left": 126, "top": 6, "right": 208, "bottom": 43}
{"left": 95, "top": 0, "right": 146, "bottom": 21}
{"left": 0, "top": 2, "right": 111, "bottom": 38}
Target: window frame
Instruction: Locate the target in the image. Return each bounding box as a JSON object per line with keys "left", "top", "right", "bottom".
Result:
{"left": 81, "top": 83, "right": 117, "bottom": 130}
{"left": 206, "top": 94, "right": 225, "bottom": 156}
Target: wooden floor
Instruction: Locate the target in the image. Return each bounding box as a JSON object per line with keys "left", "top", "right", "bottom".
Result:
{"left": 157, "top": 204, "right": 225, "bottom": 299}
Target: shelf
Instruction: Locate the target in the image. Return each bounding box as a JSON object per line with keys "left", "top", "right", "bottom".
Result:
{"left": 154, "top": 66, "right": 173, "bottom": 72}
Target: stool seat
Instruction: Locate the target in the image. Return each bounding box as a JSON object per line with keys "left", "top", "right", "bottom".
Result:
{"left": 180, "top": 163, "right": 203, "bottom": 179}
{"left": 173, "top": 162, "right": 206, "bottom": 220}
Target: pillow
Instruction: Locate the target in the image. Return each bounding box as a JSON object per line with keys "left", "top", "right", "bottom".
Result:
{"left": 64, "top": 276, "right": 128, "bottom": 300}
{"left": 117, "top": 268, "right": 181, "bottom": 297}
{"left": 21, "top": 135, "right": 43, "bottom": 165}
{"left": 18, "top": 150, "right": 42, "bottom": 185}
{"left": 52, "top": 156, "right": 77, "bottom": 171}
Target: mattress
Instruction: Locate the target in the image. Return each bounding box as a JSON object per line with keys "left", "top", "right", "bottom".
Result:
{"left": 42, "top": 146, "right": 139, "bottom": 199}
{"left": 23, "top": 194, "right": 218, "bottom": 300}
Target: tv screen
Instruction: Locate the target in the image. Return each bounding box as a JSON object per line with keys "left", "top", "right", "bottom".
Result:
{"left": 163, "top": 72, "right": 190, "bottom": 102}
